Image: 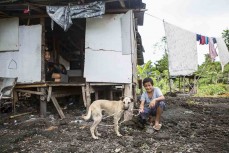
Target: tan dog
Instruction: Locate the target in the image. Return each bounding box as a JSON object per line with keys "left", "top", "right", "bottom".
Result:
{"left": 82, "top": 97, "right": 133, "bottom": 139}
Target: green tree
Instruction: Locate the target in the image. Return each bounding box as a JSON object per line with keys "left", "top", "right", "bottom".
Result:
{"left": 155, "top": 53, "right": 168, "bottom": 73}
{"left": 221, "top": 28, "right": 229, "bottom": 83}
{"left": 153, "top": 36, "right": 168, "bottom": 73}
{"left": 222, "top": 28, "right": 229, "bottom": 49}
{"left": 137, "top": 60, "right": 153, "bottom": 79}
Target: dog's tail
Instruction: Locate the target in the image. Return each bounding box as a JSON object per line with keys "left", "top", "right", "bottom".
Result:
{"left": 81, "top": 106, "right": 92, "bottom": 121}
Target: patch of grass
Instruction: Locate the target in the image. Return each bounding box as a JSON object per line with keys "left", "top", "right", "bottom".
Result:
{"left": 196, "top": 84, "right": 228, "bottom": 96}
{"left": 186, "top": 99, "right": 199, "bottom": 106}
{"left": 140, "top": 142, "right": 150, "bottom": 150}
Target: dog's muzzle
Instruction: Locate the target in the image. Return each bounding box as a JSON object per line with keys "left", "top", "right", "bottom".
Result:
{"left": 123, "top": 107, "right": 129, "bottom": 110}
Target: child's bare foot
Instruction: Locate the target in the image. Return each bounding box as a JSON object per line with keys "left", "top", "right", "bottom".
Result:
{"left": 153, "top": 123, "right": 162, "bottom": 131}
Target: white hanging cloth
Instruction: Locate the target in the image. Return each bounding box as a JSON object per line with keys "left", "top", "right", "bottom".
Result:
{"left": 216, "top": 37, "right": 229, "bottom": 71}
{"left": 164, "top": 22, "right": 198, "bottom": 76}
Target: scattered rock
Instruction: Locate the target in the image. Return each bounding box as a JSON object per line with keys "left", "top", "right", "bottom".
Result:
{"left": 44, "top": 126, "right": 58, "bottom": 131}
{"left": 145, "top": 126, "right": 154, "bottom": 134}
{"left": 115, "top": 148, "right": 121, "bottom": 152}
{"left": 154, "top": 133, "right": 170, "bottom": 140}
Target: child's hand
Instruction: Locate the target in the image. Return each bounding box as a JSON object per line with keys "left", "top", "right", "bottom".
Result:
{"left": 149, "top": 100, "right": 156, "bottom": 108}
{"left": 139, "top": 107, "right": 144, "bottom": 113}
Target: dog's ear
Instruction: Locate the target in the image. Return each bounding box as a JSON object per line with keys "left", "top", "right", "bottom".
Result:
{"left": 119, "top": 96, "right": 124, "bottom": 101}
{"left": 128, "top": 97, "right": 134, "bottom": 102}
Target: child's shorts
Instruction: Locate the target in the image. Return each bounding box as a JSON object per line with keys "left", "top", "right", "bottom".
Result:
{"left": 140, "top": 101, "right": 166, "bottom": 120}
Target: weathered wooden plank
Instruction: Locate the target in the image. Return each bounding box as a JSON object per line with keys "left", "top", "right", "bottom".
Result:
{"left": 10, "top": 112, "right": 32, "bottom": 119}
{"left": 51, "top": 96, "right": 65, "bottom": 119}
{"left": 47, "top": 83, "right": 85, "bottom": 87}
{"left": 30, "top": 5, "right": 45, "bottom": 14}
{"left": 119, "top": 0, "right": 125, "bottom": 8}
{"left": 52, "top": 92, "right": 77, "bottom": 98}
{"left": 40, "top": 18, "right": 45, "bottom": 82}
{"left": 89, "top": 83, "right": 124, "bottom": 86}
{"left": 15, "top": 82, "right": 84, "bottom": 88}
{"left": 13, "top": 90, "right": 18, "bottom": 113}
{"left": 40, "top": 88, "right": 47, "bottom": 118}
{"left": 124, "top": 83, "right": 133, "bottom": 121}
{"left": 95, "top": 91, "right": 99, "bottom": 100}
{"left": 109, "top": 90, "right": 113, "bottom": 100}
{"left": 106, "top": 8, "right": 147, "bottom": 13}
{"left": 85, "top": 83, "right": 91, "bottom": 111}
{"left": 15, "top": 89, "right": 45, "bottom": 95}
{"left": 15, "top": 83, "right": 47, "bottom": 88}
{"left": 47, "top": 86, "right": 52, "bottom": 102}
{"left": 81, "top": 86, "right": 87, "bottom": 107}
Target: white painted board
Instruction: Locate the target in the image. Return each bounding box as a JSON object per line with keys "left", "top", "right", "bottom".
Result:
{"left": 0, "top": 25, "right": 42, "bottom": 83}
{"left": 84, "top": 50, "right": 132, "bottom": 83}
{"left": 84, "top": 13, "right": 134, "bottom": 83}
{"left": 84, "top": 12, "right": 136, "bottom": 83}
{"left": 121, "top": 10, "right": 134, "bottom": 55}
{"left": 121, "top": 10, "right": 138, "bottom": 83}
{"left": 85, "top": 14, "right": 123, "bottom": 52}
{"left": 0, "top": 18, "right": 19, "bottom": 51}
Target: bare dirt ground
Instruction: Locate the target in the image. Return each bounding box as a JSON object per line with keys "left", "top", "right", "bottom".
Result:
{"left": 0, "top": 96, "right": 229, "bottom": 153}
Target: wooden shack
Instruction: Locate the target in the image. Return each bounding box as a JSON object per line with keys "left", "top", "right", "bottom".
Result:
{"left": 0, "top": 0, "right": 146, "bottom": 119}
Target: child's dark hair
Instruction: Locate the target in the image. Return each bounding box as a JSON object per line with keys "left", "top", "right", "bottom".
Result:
{"left": 143, "top": 77, "right": 154, "bottom": 86}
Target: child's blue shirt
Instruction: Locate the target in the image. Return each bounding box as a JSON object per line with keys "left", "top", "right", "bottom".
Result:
{"left": 140, "top": 87, "right": 163, "bottom": 107}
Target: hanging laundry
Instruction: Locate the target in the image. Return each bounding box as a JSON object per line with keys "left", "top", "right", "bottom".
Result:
{"left": 208, "top": 37, "right": 218, "bottom": 61}
{"left": 164, "top": 22, "right": 198, "bottom": 76}
{"left": 213, "top": 38, "right": 217, "bottom": 44}
{"left": 216, "top": 37, "right": 229, "bottom": 71}
{"left": 205, "top": 37, "right": 208, "bottom": 44}
{"left": 196, "top": 34, "right": 201, "bottom": 41}
{"left": 200, "top": 36, "right": 206, "bottom": 45}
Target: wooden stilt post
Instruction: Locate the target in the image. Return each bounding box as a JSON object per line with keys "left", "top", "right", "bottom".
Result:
{"left": 81, "top": 86, "right": 87, "bottom": 107}
{"left": 40, "top": 17, "right": 46, "bottom": 117}
{"left": 124, "top": 83, "right": 133, "bottom": 121}
{"left": 95, "top": 91, "right": 99, "bottom": 100}
{"left": 133, "top": 84, "right": 137, "bottom": 107}
{"left": 168, "top": 67, "right": 172, "bottom": 93}
{"left": 169, "top": 77, "right": 172, "bottom": 93}
{"left": 194, "top": 75, "right": 197, "bottom": 94}
{"left": 189, "top": 78, "right": 191, "bottom": 92}
{"left": 179, "top": 77, "right": 181, "bottom": 92}
{"left": 183, "top": 77, "right": 185, "bottom": 93}
{"left": 40, "top": 18, "right": 45, "bottom": 82}
{"left": 109, "top": 87, "right": 113, "bottom": 100}
{"left": 103, "top": 88, "right": 107, "bottom": 99}
{"left": 40, "top": 87, "right": 47, "bottom": 118}
{"left": 47, "top": 86, "right": 52, "bottom": 102}
{"left": 85, "top": 83, "right": 91, "bottom": 112}
{"left": 13, "top": 90, "right": 18, "bottom": 113}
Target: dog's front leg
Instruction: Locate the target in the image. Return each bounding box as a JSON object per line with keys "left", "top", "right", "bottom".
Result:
{"left": 114, "top": 116, "right": 122, "bottom": 137}
{"left": 95, "top": 127, "right": 101, "bottom": 136}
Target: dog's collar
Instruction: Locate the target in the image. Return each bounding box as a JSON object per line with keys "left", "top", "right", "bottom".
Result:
{"left": 123, "top": 107, "right": 129, "bottom": 111}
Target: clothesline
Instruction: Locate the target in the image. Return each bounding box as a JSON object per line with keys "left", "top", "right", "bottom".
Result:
{"left": 145, "top": 13, "right": 220, "bottom": 40}
{"left": 163, "top": 21, "right": 229, "bottom": 76}
{"left": 145, "top": 13, "right": 164, "bottom": 22}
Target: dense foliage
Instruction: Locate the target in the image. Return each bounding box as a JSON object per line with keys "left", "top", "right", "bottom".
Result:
{"left": 222, "top": 29, "right": 229, "bottom": 49}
